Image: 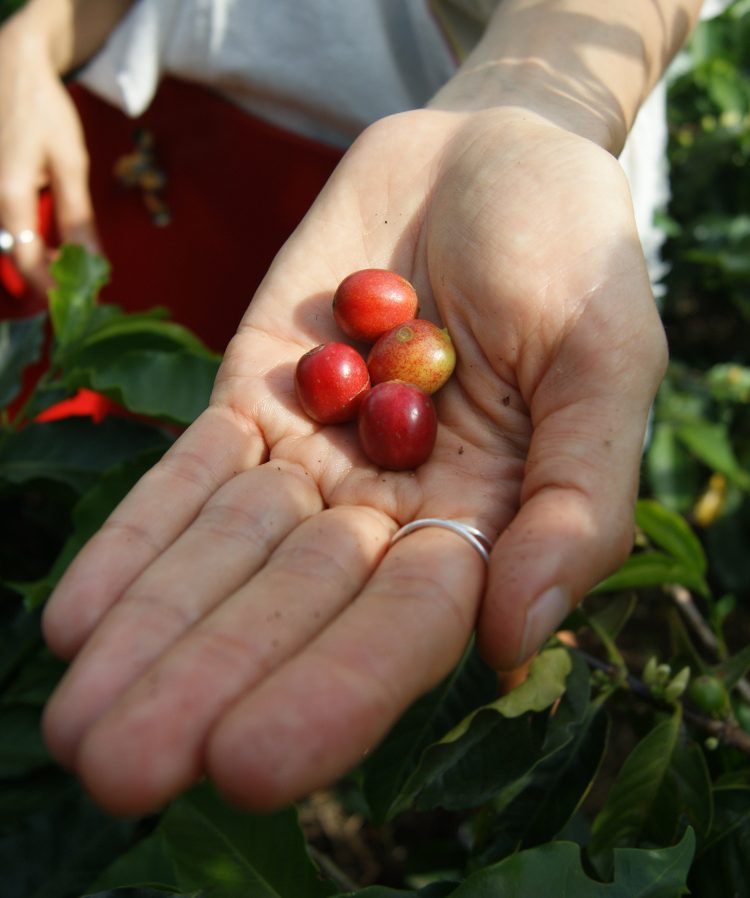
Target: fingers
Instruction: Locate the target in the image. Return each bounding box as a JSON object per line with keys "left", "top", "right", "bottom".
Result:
{"left": 0, "top": 73, "right": 98, "bottom": 292}
{"left": 42, "top": 456, "right": 324, "bottom": 771}
{"left": 205, "top": 524, "right": 486, "bottom": 812}
{"left": 477, "top": 312, "right": 668, "bottom": 670}
{"left": 56, "top": 506, "right": 394, "bottom": 815}
{"left": 42, "top": 407, "right": 268, "bottom": 659}
{"left": 47, "top": 87, "right": 100, "bottom": 254}
{"left": 47, "top": 516, "right": 485, "bottom": 816}
{"left": 0, "top": 171, "right": 50, "bottom": 291}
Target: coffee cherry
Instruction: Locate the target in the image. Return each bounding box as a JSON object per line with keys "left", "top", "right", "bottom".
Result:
{"left": 687, "top": 674, "right": 730, "bottom": 718}
{"left": 295, "top": 342, "right": 370, "bottom": 424}
{"left": 358, "top": 381, "right": 437, "bottom": 470}
{"left": 367, "top": 319, "right": 455, "bottom": 394}
{"left": 333, "top": 269, "right": 419, "bottom": 343}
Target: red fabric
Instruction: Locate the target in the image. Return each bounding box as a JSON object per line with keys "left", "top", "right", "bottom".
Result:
{"left": 1, "top": 77, "right": 344, "bottom": 419}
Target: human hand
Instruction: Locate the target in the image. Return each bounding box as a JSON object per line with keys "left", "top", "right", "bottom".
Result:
{"left": 41, "top": 107, "right": 667, "bottom": 816}
{"left": 0, "top": 16, "right": 98, "bottom": 293}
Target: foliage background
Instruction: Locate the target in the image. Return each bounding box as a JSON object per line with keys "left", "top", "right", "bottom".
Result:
{"left": 1, "top": 1, "right": 750, "bottom": 896}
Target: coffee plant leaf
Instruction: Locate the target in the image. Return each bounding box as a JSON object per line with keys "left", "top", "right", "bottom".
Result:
{"left": 77, "top": 349, "right": 219, "bottom": 425}
{"left": 590, "top": 551, "right": 710, "bottom": 598}
{"left": 647, "top": 740, "right": 714, "bottom": 848}
{"left": 447, "top": 828, "right": 694, "bottom": 898}
{"left": 75, "top": 307, "right": 211, "bottom": 356}
{"left": 13, "top": 448, "right": 166, "bottom": 611}
{"left": 635, "top": 499, "right": 707, "bottom": 574}
{"left": 0, "top": 417, "right": 171, "bottom": 493}
{"left": 361, "top": 641, "right": 498, "bottom": 823}
{"left": 471, "top": 652, "right": 609, "bottom": 865}
{"left": 645, "top": 423, "right": 701, "bottom": 514}
{"left": 334, "top": 888, "right": 454, "bottom": 898}
{"left": 388, "top": 648, "right": 571, "bottom": 813}
{"left": 0, "top": 314, "right": 46, "bottom": 409}
{"left": 688, "top": 785, "right": 750, "bottom": 896}
{"left": 675, "top": 420, "right": 750, "bottom": 491}
{"left": 85, "top": 890, "right": 198, "bottom": 898}
{"left": 159, "top": 781, "right": 335, "bottom": 898}
{"left": 0, "top": 786, "right": 138, "bottom": 898}
{"left": 48, "top": 245, "right": 110, "bottom": 352}
{"left": 84, "top": 829, "right": 178, "bottom": 895}
{"left": 587, "top": 709, "right": 682, "bottom": 876}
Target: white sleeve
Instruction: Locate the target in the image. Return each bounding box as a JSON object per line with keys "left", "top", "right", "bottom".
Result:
{"left": 75, "top": 0, "right": 183, "bottom": 117}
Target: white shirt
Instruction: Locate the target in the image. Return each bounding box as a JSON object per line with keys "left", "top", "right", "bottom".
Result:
{"left": 77, "top": 0, "right": 733, "bottom": 283}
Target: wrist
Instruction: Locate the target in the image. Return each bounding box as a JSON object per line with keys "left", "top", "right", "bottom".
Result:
{"left": 427, "top": 62, "right": 623, "bottom": 155}
{"left": 2, "top": 0, "right": 134, "bottom": 75}
{"left": 2, "top": 0, "right": 72, "bottom": 73}
{"left": 426, "top": 0, "right": 703, "bottom": 156}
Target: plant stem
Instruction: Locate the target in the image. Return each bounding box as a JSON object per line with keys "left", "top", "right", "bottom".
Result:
{"left": 573, "top": 648, "right": 750, "bottom": 755}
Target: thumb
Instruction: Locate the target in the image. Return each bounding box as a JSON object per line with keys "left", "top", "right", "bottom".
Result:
{"left": 477, "top": 303, "right": 668, "bottom": 671}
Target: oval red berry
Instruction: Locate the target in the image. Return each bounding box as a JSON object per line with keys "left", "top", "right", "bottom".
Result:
{"left": 367, "top": 319, "right": 455, "bottom": 394}
{"left": 332, "top": 268, "right": 419, "bottom": 343}
{"left": 295, "top": 342, "right": 370, "bottom": 424}
{"left": 358, "top": 380, "right": 437, "bottom": 470}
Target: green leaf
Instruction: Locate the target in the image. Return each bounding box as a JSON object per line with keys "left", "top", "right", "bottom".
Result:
{"left": 0, "top": 314, "right": 46, "bottom": 409}
{"left": 635, "top": 499, "right": 707, "bottom": 574}
{"left": 588, "top": 709, "right": 683, "bottom": 875}
{"left": 77, "top": 307, "right": 211, "bottom": 355}
{"left": 591, "top": 551, "right": 710, "bottom": 597}
{"left": 48, "top": 245, "right": 110, "bottom": 351}
{"left": 584, "top": 593, "right": 637, "bottom": 640}
{"left": 451, "top": 830, "right": 695, "bottom": 898}
{"left": 361, "top": 641, "right": 498, "bottom": 823}
{"left": 0, "top": 705, "right": 50, "bottom": 777}
{"left": 161, "top": 782, "right": 335, "bottom": 897}
{"left": 16, "top": 448, "right": 165, "bottom": 610}
{"left": 0, "top": 786, "right": 138, "bottom": 898}
{"left": 706, "top": 363, "right": 750, "bottom": 402}
{"left": 86, "top": 830, "right": 178, "bottom": 895}
{"left": 472, "top": 652, "right": 608, "bottom": 865}
{"left": 647, "top": 740, "right": 714, "bottom": 847}
{"left": 81, "top": 350, "right": 219, "bottom": 425}
{"left": 0, "top": 417, "right": 171, "bottom": 493}
{"left": 675, "top": 420, "right": 750, "bottom": 490}
{"left": 335, "top": 887, "right": 454, "bottom": 898}
{"left": 690, "top": 786, "right": 750, "bottom": 896}
{"left": 394, "top": 648, "right": 571, "bottom": 813}
{"left": 85, "top": 890, "right": 194, "bottom": 898}
{"left": 645, "top": 422, "right": 702, "bottom": 513}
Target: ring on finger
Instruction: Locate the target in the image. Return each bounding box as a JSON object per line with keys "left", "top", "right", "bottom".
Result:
{"left": 0, "top": 228, "right": 38, "bottom": 253}
{"left": 391, "top": 518, "right": 493, "bottom": 564}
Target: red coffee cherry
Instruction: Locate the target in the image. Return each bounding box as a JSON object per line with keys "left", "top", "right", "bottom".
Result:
{"left": 294, "top": 342, "right": 370, "bottom": 424}
{"left": 332, "top": 268, "right": 419, "bottom": 343}
{"left": 367, "top": 319, "right": 456, "bottom": 395}
{"left": 358, "top": 380, "right": 437, "bottom": 470}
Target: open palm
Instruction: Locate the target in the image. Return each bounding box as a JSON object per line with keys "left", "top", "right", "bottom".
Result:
{"left": 42, "top": 107, "right": 667, "bottom": 815}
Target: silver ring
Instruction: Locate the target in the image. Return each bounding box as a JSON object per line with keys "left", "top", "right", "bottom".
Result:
{"left": 391, "top": 518, "right": 493, "bottom": 564}
{"left": 0, "top": 228, "right": 37, "bottom": 253}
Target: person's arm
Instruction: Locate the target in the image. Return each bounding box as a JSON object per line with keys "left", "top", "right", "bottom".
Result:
{"left": 40, "top": 3, "right": 698, "bottom": 815}
{"left": 0, "top": 0, "right": 134, "bottom": 287}
{"left": 430, "top": 0, "right": 703, "bottom": 152}
{"left": 3, "top": 0, "right": 135, "bottom": 72}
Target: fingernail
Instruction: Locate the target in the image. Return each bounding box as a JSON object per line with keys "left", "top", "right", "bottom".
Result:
{"left": 516, "top": 586, "right": 571, "bottom": 666}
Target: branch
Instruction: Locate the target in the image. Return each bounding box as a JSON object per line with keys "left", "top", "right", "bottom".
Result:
{"left": 669, "top": 584, "right": 750, "bottom": 704}
{"left": 574, "top": 648, "right": 750, "bottom": 756}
